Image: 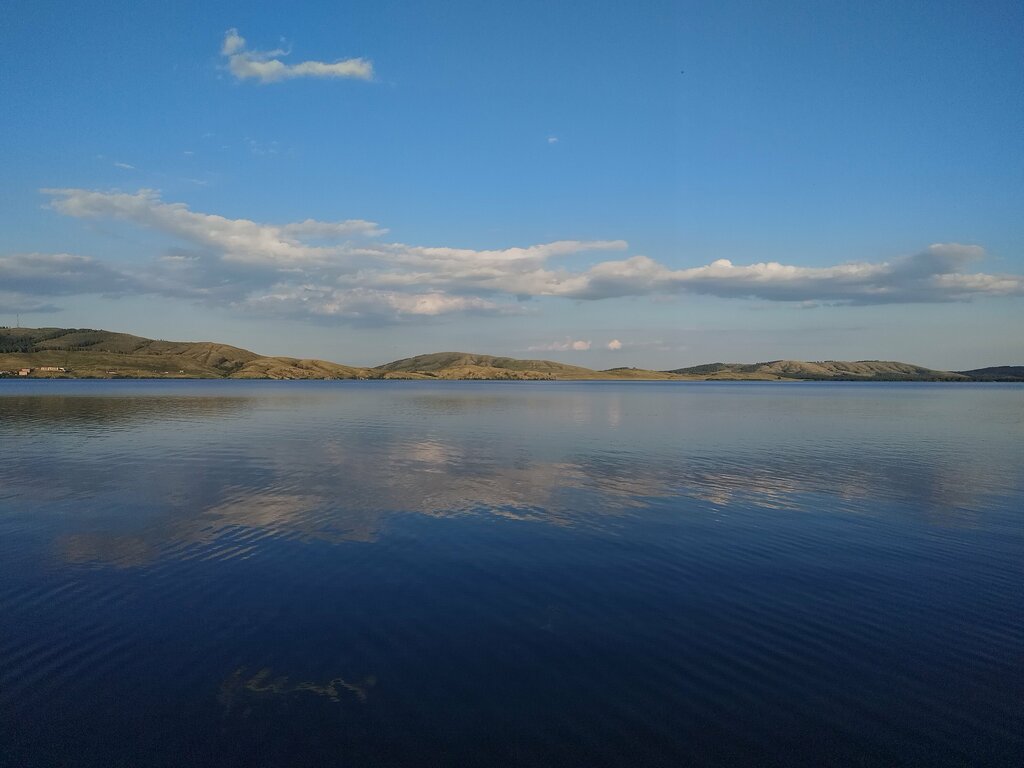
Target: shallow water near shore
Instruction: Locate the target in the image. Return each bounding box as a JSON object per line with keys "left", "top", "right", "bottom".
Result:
{"left": 1, "top": 380, "right": 1021, "bottom": 767}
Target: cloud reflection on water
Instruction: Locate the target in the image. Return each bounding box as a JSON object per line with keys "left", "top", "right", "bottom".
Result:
{"left": 0, "top": 383, "right": 1018, "bottom": 568}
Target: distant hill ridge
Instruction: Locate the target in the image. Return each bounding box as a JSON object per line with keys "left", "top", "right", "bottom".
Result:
{"left": 374, "top": 352, "right": 599, "bottom": 379}
{"left": 1, "top": 327, "right": 1020, "bottom": 381}
{"left": 667, "top": 359, "right": 974, "bottom": 381}
{"left": 0, "top": 327, "right": 362, "bottom": 380}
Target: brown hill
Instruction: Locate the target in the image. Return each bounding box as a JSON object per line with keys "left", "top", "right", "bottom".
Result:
{"left": 0, "top": 327, "right": 365, "bottom": 379}
{"left": 1, "top": 327, "right": 995, "bottom": 382}
{"left": 372, "top": 352, "right": 600, "bottom": 380}
{"left": 668, "top": 359, "right": 968, "bottom": 381}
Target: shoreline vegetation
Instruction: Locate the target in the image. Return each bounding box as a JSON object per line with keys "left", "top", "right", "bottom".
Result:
{"left": 1, "top": 327, "right": 1021, "bottom": 382}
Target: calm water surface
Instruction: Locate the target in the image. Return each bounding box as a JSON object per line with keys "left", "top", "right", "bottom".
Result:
{"left": 0, "top": 381, "right": 1021, "bottom": 767}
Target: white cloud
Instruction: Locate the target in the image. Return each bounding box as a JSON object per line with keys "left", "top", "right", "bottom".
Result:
{"left": 607, "top": 339, "right": 622, "bottom": 350}
{"left": 221, "top": 28, "right": 373, "bottom": 84}
{"left": 43, "top": 188, "right": 387, "bottom": 266}
{"left": 528, "top": 338, "right": 592, "bottom": 352}
{"left": 113, "top": 162, "right": 135, "bottom": 170}
{"left": 242, "top": 285, "right": 506, "bottom": 321}
{"left": 33, "top": 188, "right": 1024, "bottom": 324}
{"left": 221, "top": 28, "right": 245, "bottom": 56}
{"left": 549, "top": 245, "right": 1023, "bottom": 304}
{"left": 547, "top": 136, "right": 559, "bottom": 144}
{"left": 281, "top": 218, "right": 389, "bottom": 240}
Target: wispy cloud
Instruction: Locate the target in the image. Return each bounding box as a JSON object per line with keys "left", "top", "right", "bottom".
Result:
{"left": 0, "top": 252, "right": 140, "bottom": 314}
{"left": 547, "top": 136, "right": 559, "bottom": 144}
{"left": 0, "top": 252, "right": 138, "bottom": 296}
{"left": 528, "top": 338, "right": 592, "bottom": 352}
{"left": 242, "top": 286, "right": 507, "bottom": 320}
{"left": 113, "top": 162, "right": 135, "bottom": 170}
{"left": 43, "top": 188, "right": 387, "bottom": 265}
{"left": 245, "top": 138, "right": 280, "bottom": 156}
{"left": 221, "top": 28, "right": 373, "bottom": 84}
{"left": 25, "top": 188, "right": 1024, "bottom": 324}
{"left": 0, "top": 291, "right": 60, "bottom": 314}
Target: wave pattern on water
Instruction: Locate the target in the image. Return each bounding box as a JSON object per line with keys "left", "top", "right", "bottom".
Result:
{"left": 0, "top": 381, "right": 1022, "bottom": 767}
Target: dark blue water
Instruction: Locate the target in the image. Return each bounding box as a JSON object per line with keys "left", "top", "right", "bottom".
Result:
{"left": 0, "top": 381, "right": 1021, "bottom": 767}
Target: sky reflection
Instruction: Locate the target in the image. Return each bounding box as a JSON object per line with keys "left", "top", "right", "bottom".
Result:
{"left": 0, "top": 382, "right": 1018, "bottom": 568}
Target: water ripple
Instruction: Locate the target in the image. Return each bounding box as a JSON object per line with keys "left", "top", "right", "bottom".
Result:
{"left": 0, "top": 381, "right": 1021, "bottom": 766}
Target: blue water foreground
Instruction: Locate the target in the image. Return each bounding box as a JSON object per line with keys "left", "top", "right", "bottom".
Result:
{"left": 1, "top": 381, "right": 1021, "bottom": 767}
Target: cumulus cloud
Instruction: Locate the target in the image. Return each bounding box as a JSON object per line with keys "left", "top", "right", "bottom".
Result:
{"left": 221, "top": 28, "right": 373, "bottom": 84}
{"left": 40, "top": 187, "right": 626, "bottom": 321}
{"left": 29, "top": 188, "right": 1024, "bottom": 324}
{"left": 528, "top": 338, "right": 592, "bottom": 352}
{"left": 607, "top": 339, "right": 622, "bottom": 350}
{"left": 552, "top": 245, "right": 1023, "bottom": 305}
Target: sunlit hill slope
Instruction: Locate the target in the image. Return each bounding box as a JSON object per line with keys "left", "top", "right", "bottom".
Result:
{"left": 1, "top": 327, "right": 1019, "bottom": 381}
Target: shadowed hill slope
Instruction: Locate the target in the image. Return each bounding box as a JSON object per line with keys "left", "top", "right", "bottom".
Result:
{"left": 956, "top": 366, "right": 1024, "bottom": 382}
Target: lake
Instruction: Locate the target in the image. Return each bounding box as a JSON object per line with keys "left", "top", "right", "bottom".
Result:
{"left": 0, "top": 380, "right": 1021, "bottom": 767}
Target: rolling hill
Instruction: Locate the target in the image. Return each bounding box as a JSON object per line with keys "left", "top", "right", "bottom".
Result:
{"left": 956, "top": 366, "right": 1024, "bottom": 382}
{"left": 372, "top": 353, "right": 769, "bottom": 380}
{"left": 0, "top": 327, "right": 367, "bottom": 379}
{"left": 372, "top": 352, "right": 607, "bottom": 380}
{"left": 1, "top": 327, "right": 1018, "bottom": 381}
{"left": 667, "top": 360, "right": 971, "bottom": 381}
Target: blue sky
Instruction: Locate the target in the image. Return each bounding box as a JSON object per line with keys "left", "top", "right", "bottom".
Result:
{"left": 2, "top": 0, "right": 1021, "bottom": 368}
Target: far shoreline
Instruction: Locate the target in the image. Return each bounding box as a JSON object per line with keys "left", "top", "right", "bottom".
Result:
{"left": 3, "top": 376, "right": 1022, "bottom": 384}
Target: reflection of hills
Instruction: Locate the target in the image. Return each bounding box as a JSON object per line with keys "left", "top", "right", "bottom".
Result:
{"left": 0, "top": 393, "right": 252, "bottom": 429}
{"left": 49, "top": 427, "right": 1009, "bottom": 568}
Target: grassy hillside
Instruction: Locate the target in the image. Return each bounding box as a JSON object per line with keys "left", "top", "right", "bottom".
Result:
{"left": 668, "top": 359, "right": 969, "bottom": 381}
{"left": 371, "top": 353, "right": 758, "bottom": 380}
{"left": 0, "top": 327, "right": 366, "bottom": 379}
{"left": 957, "top": 366, "right": 1024, "bottom": 382}
{"left": 229, "top": 357, "right": 367, "bottom": 380}
{"left": 1, "top": 327, "right": 1009, "bottom": 381}
{"left": 372, "top": 352, "right": 599, "bottom": 379}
